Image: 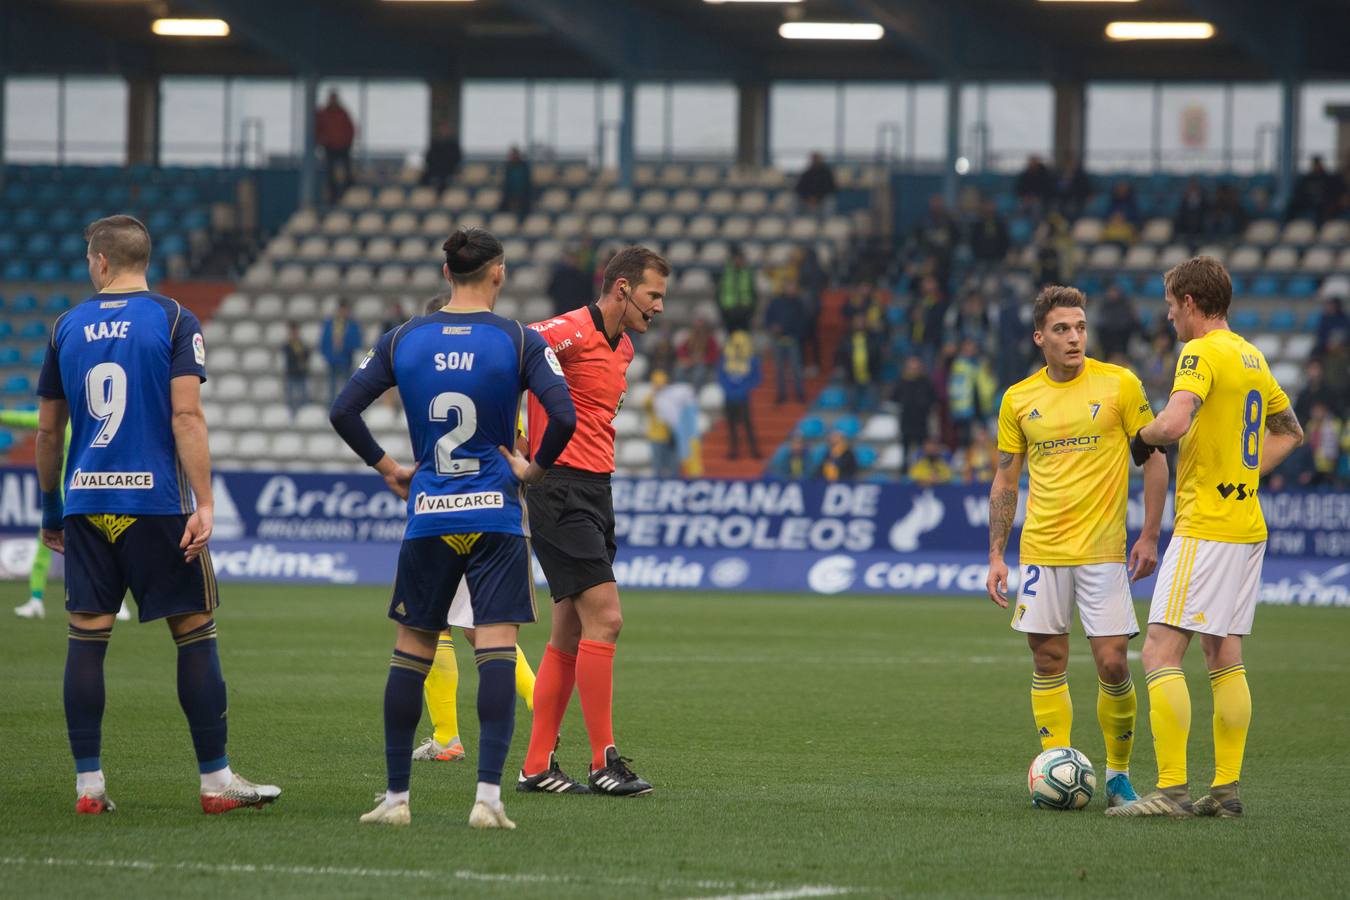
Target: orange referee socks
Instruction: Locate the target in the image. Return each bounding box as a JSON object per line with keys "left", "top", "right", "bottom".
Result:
{"left": 522, "top": 644, "right": 577, "bottom": 776}
{"left": 576, "top": 639, "right": 617, "bottom": 771}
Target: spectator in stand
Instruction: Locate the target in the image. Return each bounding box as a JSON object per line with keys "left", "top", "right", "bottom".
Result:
{"left": 500, "top": 146, "right": 533, "bottom": 217}
{"left": 794, "top": 246, "right": 827, "bottom": 373}
{"left": 645, "top": 327, "right": 678, "bottom": 380}
{"left": 547, "top": 248, "right": 592, "bottom": 317}
{"left": 718, "top": 331, "right": 762, "bottom": 460}
{"left": 676, "top": 316, "right": 721, "bottom": 389}
{"left": 1286, "top": 155, "right": 1338, "bottom": 224}
{"left": 421, "top": 120, "right": 462, "bottom": 193}
{"left": 949, "top": 290, "right": 991, "bottom": 348}
{"left": 1015, "top": 154, "right": 1054, "bottom": 212}
{"left": 969, "top": 199, "right": 1011, "bottom": 269}
{"left": 894, "top": 356, "right": 935, "bottom": 471}
{"left": 915, "top": 195, "right": 959, "bottom": 288}
{"left": 795, "top": 152, "right": 838, "bottom": 211}
{"left": 1315, "top": 296, "right": 1349, "bottom": 356}
{"left": 776, "top": 433, "right": 811, "bottom": 481}
{"left": 646, "top": 370, "right": 681, "bottom": 479}
{"left": 947, "top": 337, "right": 996, "bottom": 446}
{"left": 320, "top": 298, "right": 363, "bottom": 403}
{"left": 1304, "top": 402, "right": 1343, "bottom": 486}
{"left": 836, "top": 313, "right": 884, "bottom": 411}
{"left": 315, "top": 90, "right": 356, "bottom": 205}
{"left": 281, "top": 320, "right": 311, "bottom": 413}
{"left": 764, "top": 279, "right": 807, "bottom": 404}
{"left": 1209, "top": 183, "right": 1248, "bottom": 237}
{"left": 1095, "top": 284, "right": 1139, "bottom": 359}
{"left": 379, "top": 299, "right": 408, "bottom": 335}
{"left": 994, "top": 289, "right": 1030, "bottom": 388}
{"left": 1031, "top": 214, "right": 1075, "bottom": 288}
{"left": 1054, "top": 154, "right": 1092, "bottom": 218}
{"left": 909, "top": 437, "right": 953, "bottom": 487}
{"left": 1105, "top": 180, "right": 1141, "bottom": 225}
{"left": 1140, "top": 330, "right": 1178, "bottom": 407}
{"left": 817, "top": 430, "right": 859, "bottom": 482}
{"left": 1295, "top": 360, "right": 1338, "bottom": 421}
{"left": 1321, "top": 329, "right": 1350, "bottom": 403}
{"left": 1174, "top": 178, "right": 1209, "bottom": 238}
{"left": 717, "top": 245, "right": 757, "bottom": 333}
{"left": 905, "top": 274, "right": 949, "bottom": 362}
{"left": 962, "top": 422, "right": 996, "bottom": 484}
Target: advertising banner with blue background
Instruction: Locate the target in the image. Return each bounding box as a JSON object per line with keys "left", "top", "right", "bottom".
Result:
{"left": 1, "top": 466, "right": 1347, "bottom": 606}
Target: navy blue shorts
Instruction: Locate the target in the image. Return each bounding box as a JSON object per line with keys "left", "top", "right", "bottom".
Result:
{"left": 64, "top": 513, "right": 218, "bottom": 622}
{"left": 390, "top": 531, "right": 536, "bottom": 632}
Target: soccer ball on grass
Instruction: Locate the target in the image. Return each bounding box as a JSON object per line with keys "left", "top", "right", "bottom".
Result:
{"left": 1028, "top": 747, "right": 1096, "bottom": 810}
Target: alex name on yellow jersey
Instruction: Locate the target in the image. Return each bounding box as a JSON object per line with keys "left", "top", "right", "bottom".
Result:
{"left": 997, "top": 358, "right": 1154, "bottom": 566}
{"left": 1169, "top": 328, "right": 1289, "bottom": 543}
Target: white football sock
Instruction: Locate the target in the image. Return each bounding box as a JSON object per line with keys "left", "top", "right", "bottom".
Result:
{"left": 200, "top": 765, "right": 234, "bottom": 793}
{"left": 1106, "top": 767, "right": 1129, "bottom": 782}
{"left": 76, "top": 769, "right": 105, "bottom": 796}
{"left": 386, "top": 790, "right": 410, "bottom": 807}
{"left": 475, "top": 782, "right": 501, "bottom": 807}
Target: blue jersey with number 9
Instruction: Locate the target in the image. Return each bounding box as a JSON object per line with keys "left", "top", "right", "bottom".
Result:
{"left": 37, "top": 291, "right": 207, "bottom": 516}
{"left": 352, "top": 310, "right": 568, "bottom": 539}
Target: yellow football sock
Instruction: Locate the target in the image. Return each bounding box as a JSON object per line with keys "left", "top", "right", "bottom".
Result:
{"left": 1031, "top": 671, "right": 1072, "bottom": 750}
{"left": 1097, "top": 676, "right": 1137, "bottom": 772}
{"left": 424, "top": 634, "right": 460, "bottom": 746}
{"left": 1146, "top": 667, "right": 1190, "bottom": 789}
{"left": 515, "top": 645, "right": 536, "bottom": 712}
{"left": 1209, "top": 664, "right": 1251, "bottom": 787}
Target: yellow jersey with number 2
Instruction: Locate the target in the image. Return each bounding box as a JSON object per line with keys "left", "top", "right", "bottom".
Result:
{"left": 997, "top": 358, "right": 1155, "bottom": 566}
{"left": 1170, "top": 329, "right": 1289, "bottom": 543}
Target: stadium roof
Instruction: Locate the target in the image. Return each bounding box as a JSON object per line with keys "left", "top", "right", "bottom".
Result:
{"left": 6, "top": 0, "right": 1350, "bottom": 83}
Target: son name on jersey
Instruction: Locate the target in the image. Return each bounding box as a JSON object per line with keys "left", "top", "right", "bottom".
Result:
{"left": 433, "top": 351, "right": 475, "bottom": 371}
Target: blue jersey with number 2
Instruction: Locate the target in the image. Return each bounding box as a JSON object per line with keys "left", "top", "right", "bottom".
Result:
{"left": 37, "top": 291, "right": 207, "bottom": 516}
{"left": 352, "top": 310, "right": 568, "bottom": 539}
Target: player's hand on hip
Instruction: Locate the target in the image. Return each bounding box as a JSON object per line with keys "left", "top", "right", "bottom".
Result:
{"left": 1128, "top": 537, "right": 1158, "bottom": 582}
{"left": 41, "top": 528, "right": 64, "bottom": 554}
{"left": 382, "top": 464, "right": 415, "bottom": 501}
{"left": 986, "top": 559, "right": 1009, "bottom": 607}
{"left": 499, "top": 445, "right": 544, "bottom": 485}
{"left": 180, "top": 506, "right": 213, "bottom": 562}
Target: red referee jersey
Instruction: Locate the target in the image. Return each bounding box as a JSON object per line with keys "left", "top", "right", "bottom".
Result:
{"left": 527, "top": 304, "right": 633, "bottom": 474}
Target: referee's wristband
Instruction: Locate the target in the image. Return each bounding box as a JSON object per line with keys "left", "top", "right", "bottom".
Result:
{"left": 41, "top": 489, "right": 64, "bottom": 530}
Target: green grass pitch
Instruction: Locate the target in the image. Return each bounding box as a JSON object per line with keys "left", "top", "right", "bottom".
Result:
{"left": 2, "top": 580, "right": 1349, "bottom": 898}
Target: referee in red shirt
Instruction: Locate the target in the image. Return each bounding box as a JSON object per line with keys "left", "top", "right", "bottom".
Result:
{"left": 517, "top": 246, "right": 669, "bottom": 796}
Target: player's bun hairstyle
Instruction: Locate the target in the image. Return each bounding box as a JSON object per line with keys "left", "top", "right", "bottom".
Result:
{"left": 1032, "top": 284, "right": 1087, "bottom": 330}
{"left": 442, "top": 227, "right": 503, "bottom": 283}
{"left": 84, "top": 214, "right": 151, "bottom": 272}
{"left": 602, "top": 245, "right": 671, "bottom": 295}
{"left": 1164, "top": 256, "right": 1232, "bottom": 320}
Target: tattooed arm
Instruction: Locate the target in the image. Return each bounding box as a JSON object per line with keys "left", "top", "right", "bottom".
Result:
{"left": 1260, "top": 408, "right": 1304, "bottom": 476}
{"left": 986, "top": 450, "right": 1023, "bottom": 607}
{"left": 1138, "top": 390, "right": 1202, "bottom": 446}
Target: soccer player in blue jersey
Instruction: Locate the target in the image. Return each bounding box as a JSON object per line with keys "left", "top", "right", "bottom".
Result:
{"left": 331, "top": 227, "right": 576, "bottom": 828}
{"left": 36, "top": 215, "right": 280, "bottom": 815}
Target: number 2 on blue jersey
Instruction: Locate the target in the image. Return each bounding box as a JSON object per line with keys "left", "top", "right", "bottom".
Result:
{"left": 1241, "top": 389, "right": 1262, "bottom": 469}
{"left": 430, "top": 391, "right": 480, "bottom": 476}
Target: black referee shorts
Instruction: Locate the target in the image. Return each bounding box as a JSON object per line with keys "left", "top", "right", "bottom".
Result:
{"left": 527, "top": 466, "right": 617, "bottom": 602}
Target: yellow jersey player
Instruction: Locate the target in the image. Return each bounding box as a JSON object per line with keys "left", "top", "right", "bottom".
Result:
{"left": 987, "top": 285, "right": 1169, "bottom": 808}
{"left": 1107, "top": 257, "right": 1303, "bottom": 819}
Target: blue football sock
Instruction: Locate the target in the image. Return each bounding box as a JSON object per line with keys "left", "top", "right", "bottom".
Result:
{"left": 175, "top": 620, "right": 230, "bottom": 774}
{"left": 385, "top": 649, "right": 433, "bottom": 793}
{"left": 65, "top": 624, "right": 112, "bottom": 773}
{"left": 475, "top": 646, "right": 518, "bottom": 787}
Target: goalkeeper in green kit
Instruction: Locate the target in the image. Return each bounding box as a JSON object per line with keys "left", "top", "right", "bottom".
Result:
{"left": 1, "top": 410, "right": 129, "bottom": 621}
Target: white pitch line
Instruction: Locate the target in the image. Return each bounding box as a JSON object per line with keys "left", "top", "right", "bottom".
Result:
{"left": 0, "top": 856, "right": 851, "bottom": 896}
{"left": 690, "top": 888, "right": 853, "bottom": 900}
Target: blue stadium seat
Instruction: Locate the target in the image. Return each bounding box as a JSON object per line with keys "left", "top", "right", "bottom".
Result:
{"left": 832, "top": 416, "right": 861, "bottom": 439}
{"left": 2, "top": 375, "right": 32, "bottom": 395}
{"left": 68, "top": 260, "right": 90, "bottom": 281}
{"left": 1111, "top": 274, "right": 1138, "bottom": 295}
{"left": 14, "top": 209, "right": 41, "bottom": 232}
{"left": 1267, "top": 309, "right": 1298, "bottom": 331}
{"left": 34, "top": 259, "right": 65, "bottom": 281}
{"left": 1008, "top": 217, "right": 1035, "bottom": 245}
{"left": 0, "top": 433, "right": 15, "bottom": 453}
{"left": 147, "top": 210, "right": 174, "bottom": 234}
{"left": 182, "top": 209, "right": 210, "bottom": 231}
{"left": 3, "top": 260, "right": 32, "bottom": 280}
{"left": 49, "top": 208, "right": 77, "bottom": 233}
{"left": 44, "top": 293, "right": 71, "bottom": 313}
{"left": 11, "top": 293, "right": 38, "bottom": 313}
{"left": 58, "top": 233, "right": 86, "bottom": 257}
{"left": 815, "top": 386, "right": 848, "bottom": 410}
{"left": 1137, "top": 307, "right": 1155, "bottom": 328}
{"left": 103, "top": 185, "right": 130, "bottom": 208}
{"left": 0, "top": 347, "right": 21, "bottom": 366}
{"left": 18, "top": 321, "right": 46, "bottom": 340}
{"left": 35, "top": 184, "right": 63, "bottom": 207}
{"left": 0, "top": 234, "right": 17, "bottom": 257}
{"left": 1247, "top": 276, "right": 1281, "bottom": 298}
{"left": 3, "top": 183, "right": 31, "bottom": 205}
{"left": 797, "top": 416, "right": 827, "bottom": 440}
{"left": 1229, "top": 275, "right": 1248, "bottom": 296}
{"left": 1231, "top": 310, "right": 1262, "bottom": 331}
{"left": 808, "top": 443, "right": 829, "bottom": 469}
{"left": 1304, "top": 311, "right": 1323, "bottom": 330}
{"left": 0, "top": 322, "right": 11, "bottom": 341}
{"left": 855, "top": 445, "right": 878, "bottom": 469}
{"left": 72, "top": 184, "right": 100, "bottom": 207}
{"left": 23, "top": 233, "right": 55, "bottom": 257}
{"left": 26, "top": 346, "right": 46, "bottom": 366}
{"left": 159, "top": 233, "right": 188, "bottom": 256}
{"left": 1286, "top": 276, "right": 1318, "bottom": 299}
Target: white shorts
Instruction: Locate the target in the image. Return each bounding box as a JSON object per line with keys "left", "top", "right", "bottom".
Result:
{"left": 446, "top": 578, "right": 474, "bottom": 630}
{"left": 1011, "top": 562, "right": 1138, "bottom": 638}
{"left": 1148, "top": 537, "right": 1265, "bottom": 636}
